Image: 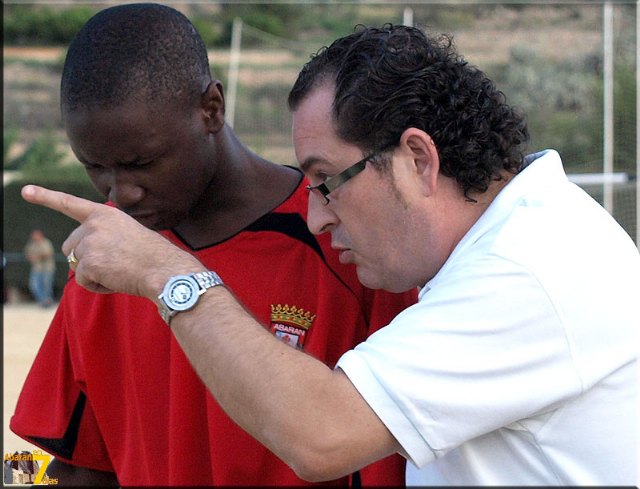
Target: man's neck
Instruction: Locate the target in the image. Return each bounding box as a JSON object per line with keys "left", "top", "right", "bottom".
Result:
{"left": 173, "top": 160, "right": 301, "bottom": 248}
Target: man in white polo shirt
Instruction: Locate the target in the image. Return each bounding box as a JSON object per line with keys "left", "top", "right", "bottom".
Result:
{"left": 335, "top": 148, "right": 638, "bottom": 484}
{"left": 21, "top": 25, "right": 639, "bottom": 486}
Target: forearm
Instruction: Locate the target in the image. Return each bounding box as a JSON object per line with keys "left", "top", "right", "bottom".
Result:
{"left": 168, "top": 285, "right": 397, "bottom": 481}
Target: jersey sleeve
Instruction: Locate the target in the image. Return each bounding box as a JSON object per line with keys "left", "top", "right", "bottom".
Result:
{"left": 9, "top": 294, "right": 114, "bottom": 472}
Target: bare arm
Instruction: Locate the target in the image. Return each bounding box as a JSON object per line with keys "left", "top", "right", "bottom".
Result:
{"left": 170, "top": 286, "right": 399, "bottom": 480}
{"left": 21, "top": 185, "right": 403, "bottom": 482}
{"left": 45, "top": 459, "right": 118, "bottom": 486}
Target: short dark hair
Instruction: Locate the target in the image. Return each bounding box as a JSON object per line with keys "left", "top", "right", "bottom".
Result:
{"left": 288, "top": 24, "right": 529, "bottom": 199}
{"left": 61, "top": 3, "right": 211, "bottom": 112}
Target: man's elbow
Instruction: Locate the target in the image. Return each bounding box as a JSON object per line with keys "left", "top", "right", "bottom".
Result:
{"left": 284, "top": 438, "right": 358, "bottom": 482}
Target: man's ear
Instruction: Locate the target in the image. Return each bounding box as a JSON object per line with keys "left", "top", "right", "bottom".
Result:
{"left": 201, "top": 80, "right": 225, "bottom": 133}
{"left": 400, "top": 127, "right": 440, "bottom": 197}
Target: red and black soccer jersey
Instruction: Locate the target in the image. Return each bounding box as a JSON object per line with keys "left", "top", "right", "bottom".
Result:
{"left": 11, "top": 173, "right": 417, "bottom": 486}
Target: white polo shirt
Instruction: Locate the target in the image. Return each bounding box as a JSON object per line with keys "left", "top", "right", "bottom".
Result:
{"left": 337, "top": 150, "right": 639, "bottom": 485}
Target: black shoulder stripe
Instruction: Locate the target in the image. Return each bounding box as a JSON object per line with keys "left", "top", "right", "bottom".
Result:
{"left": 27, "top": 392, "right": 86, "bottom": 460}
{"left": 246, "top": 212, "right": 325, "bottom": 260}
{"left": 248, "top": 212, "right": 368, "bottom": 315}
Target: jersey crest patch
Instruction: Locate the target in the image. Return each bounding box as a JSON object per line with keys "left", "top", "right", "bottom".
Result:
{"left": 270, "top": 304, "right": 316, "bottom": 350}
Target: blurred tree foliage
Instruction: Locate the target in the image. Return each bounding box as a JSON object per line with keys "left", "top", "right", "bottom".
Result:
{"left": 2, "top": 3, "right": 310, "bottom": 47}
{"left": 610, "top": 65, "right": 636, "bottom": 173}
{"left": 4, "top": 128, "right": 89, "bottom": 179}
{"left": 216, "top": 3, "right": 306, "bottom": 46}
{"left": 5, "top": 129, "right": 65, "bottom": 172}
{"left": 490, "top": 43, "right": 636, "bottom": 174}
{"left": 4, "top": 127, "right": 19, "bottom": 164}
{"left": 3, "top": 4, "right": 96, "bottom": 45}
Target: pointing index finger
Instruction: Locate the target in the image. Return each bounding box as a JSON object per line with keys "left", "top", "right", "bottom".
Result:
{"left": 21, "top": 185, "right": 100, "bottom": 223}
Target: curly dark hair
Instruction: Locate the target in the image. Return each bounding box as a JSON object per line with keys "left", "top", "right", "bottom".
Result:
{"left": 288, "top": 24, "right": 530, "bottom": 200}
{"left": 61, "top": 3, "right": 211, "bottom": 112}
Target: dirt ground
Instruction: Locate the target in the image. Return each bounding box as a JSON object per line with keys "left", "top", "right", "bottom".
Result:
{"left": 3, "top": 302, "right": 57, "bottom": 454}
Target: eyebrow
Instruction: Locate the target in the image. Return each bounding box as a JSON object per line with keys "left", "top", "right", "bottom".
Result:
{"left": 77, "top": 155, "right": 146, "bottom": 168}
{"left": 299, "top": 156, "right": 331, "bottom": 174}
{"left": 117, "top": 156, "right": 144, "bottom": 165}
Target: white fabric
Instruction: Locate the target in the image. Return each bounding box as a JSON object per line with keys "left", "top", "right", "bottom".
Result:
{"left": 337, "top": 150, "right": 639, "bottom": 485}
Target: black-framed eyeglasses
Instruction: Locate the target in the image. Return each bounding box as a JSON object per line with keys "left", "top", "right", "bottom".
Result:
{"left": 306, "top": 146, "right": 393, "bottom": 205}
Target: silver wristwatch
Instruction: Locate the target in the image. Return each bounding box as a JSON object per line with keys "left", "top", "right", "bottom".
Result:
{"left": 157, "top": 271, "right": 224, "bottom": 325}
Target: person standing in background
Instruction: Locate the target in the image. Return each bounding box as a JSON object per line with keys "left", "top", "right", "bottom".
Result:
{"left": 23, "top": 229, "right": 56, "bottom": 307}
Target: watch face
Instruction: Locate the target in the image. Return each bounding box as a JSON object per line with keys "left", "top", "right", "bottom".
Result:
{"left": 166, "top": 276, "right": 199, "bottom": 311}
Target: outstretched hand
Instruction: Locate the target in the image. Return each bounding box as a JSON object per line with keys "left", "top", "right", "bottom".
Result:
{"left": 21, "top": 185, "right": 204, "bottom": 299}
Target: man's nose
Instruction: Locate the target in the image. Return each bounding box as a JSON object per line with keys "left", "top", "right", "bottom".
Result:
{"left": 306, "top": 191, "right": 338, "bottom": 235}
{"left": 107, "top": 171, "right": 145, "bottom": 209}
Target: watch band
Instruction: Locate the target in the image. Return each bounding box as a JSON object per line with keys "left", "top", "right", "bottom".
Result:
{"left": 193, "top": 271, "right": 223, "bottom": 290}
{"left": 158, "top": 271, "right": 224, "bottom": 325}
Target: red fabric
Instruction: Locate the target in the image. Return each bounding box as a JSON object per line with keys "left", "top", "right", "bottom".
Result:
{"left": 11, "top": 178, "right": 417, "bottom": 486}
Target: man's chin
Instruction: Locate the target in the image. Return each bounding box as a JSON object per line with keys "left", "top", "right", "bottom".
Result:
{"left": 356, "top": 268, "right": 384, "bottom": 291}
{"left": 133, "top": 215, "right": 170, "bottom": 231}
{"left": 356, "top": 268, "right": 412, "bottom": 293}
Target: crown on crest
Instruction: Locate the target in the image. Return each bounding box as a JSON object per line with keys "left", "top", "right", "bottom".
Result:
{"left": 270, "top": 304, "right": 316, "bottom": 330}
